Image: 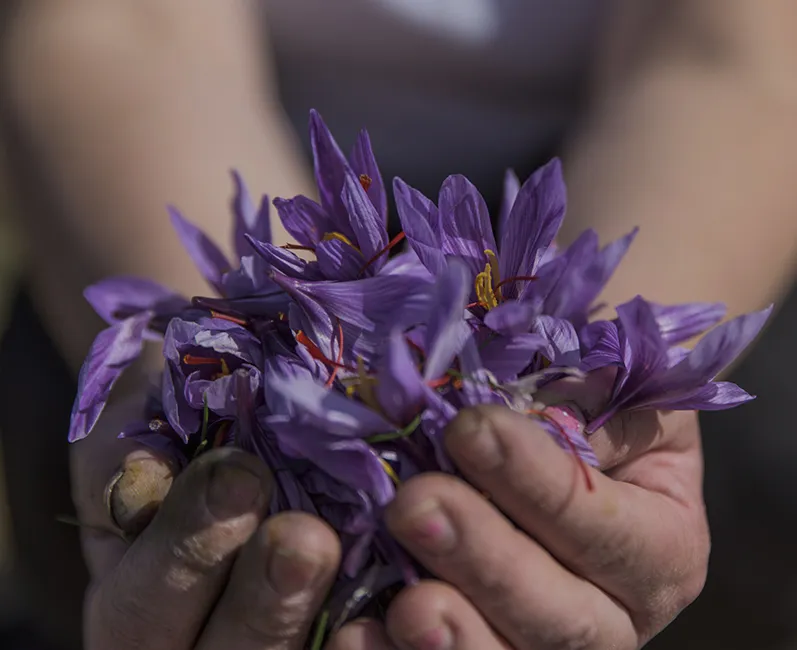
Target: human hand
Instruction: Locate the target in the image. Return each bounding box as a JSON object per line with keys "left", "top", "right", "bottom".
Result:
{"left": 328, "top": 404, "right": 708, "bottom": 650}
{"left": 71, "top": 395, "right": 342, "bottom": 650}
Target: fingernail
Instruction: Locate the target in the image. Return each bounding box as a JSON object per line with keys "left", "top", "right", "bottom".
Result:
{"left": 266, "top": 542, "right": 322, "bottom": 597}
{"left": 394, "top": 499, "right": 457, "bottom": 555}
{"left": 449, "top": 410, "right": 503, "bottom": 472}
{"left": 107, "top": 456, "right": 175, "bottom": 535}
{"left": 409, "top": 625, "right": 454, "bottom": 650}
{"left": 206, "top": 462, "right": 263, "bottom": 520}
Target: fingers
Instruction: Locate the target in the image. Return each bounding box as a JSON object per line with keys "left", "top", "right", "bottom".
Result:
{"left": 443, "top": 405, "right": 708, "bottom": 637}
{"left": 197, "top": 511, "right": 341, "bottom": 650}
{"left": 325, "top": 618, "right": 395, "bottom": 650}
{"left": 386, "top": 582, "right": 506, "bottom": 650}
{"left": 385, "top": 473, "right": 636, "bottom": 649}
{"left": 71, "top": 393, "right": 180, "bottom": 578}
{"left": 85, "top": 447, "right": 272, "bottom": 650}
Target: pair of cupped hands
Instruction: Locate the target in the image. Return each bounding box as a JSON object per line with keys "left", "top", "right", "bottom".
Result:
{"left": 71, "top": 384, "right": 708, "bottom": 650}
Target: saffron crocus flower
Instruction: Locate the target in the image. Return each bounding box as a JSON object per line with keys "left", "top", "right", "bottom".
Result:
{"left": 66, "top": 109, "right": 776, "bottom": 648}
{"left": 245, "top": 111, "right": 399, "bottom": 282}
{"left": 161, "top": 316, "right": 265, "bottom": 440}
{"left": 584, "top": 297, "right": 772, "bottom": 432}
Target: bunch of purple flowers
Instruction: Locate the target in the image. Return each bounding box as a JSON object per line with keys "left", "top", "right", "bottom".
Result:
{"left": 68, "top": 111, "right": 770, "bottom": 644}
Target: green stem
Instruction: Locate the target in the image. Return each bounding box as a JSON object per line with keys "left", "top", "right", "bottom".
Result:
{"left": 309, "top": 610, "right": 330, "bottom": 650}
{"left": 365, "top": 413, "right": 422, "bottom": 444}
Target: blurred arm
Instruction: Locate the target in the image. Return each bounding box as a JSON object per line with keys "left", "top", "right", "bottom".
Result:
{"left": 562, "top": 0, "right": 797, "bottom": 318}
{"left": 1, "top": 1, "right": 311, "bottom": 370}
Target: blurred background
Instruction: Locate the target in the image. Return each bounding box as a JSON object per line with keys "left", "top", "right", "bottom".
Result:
{"left": 1, "top": 1, "right": 796, "bottom": 648}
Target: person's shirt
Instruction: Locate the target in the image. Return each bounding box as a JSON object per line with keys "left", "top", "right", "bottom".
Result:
{"left": 265, "top": 0, "right": 606, "bottom": 201}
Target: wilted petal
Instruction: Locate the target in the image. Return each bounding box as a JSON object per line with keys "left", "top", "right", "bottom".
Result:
{"left": 438, "top": 175, "right": 496, "bottom": 278}
{"left": 168, "top": 207, "right": 231, "bottom": 290}
{"left": 350, "top": 129, "right": 387, "bottom": 224}
{"left": 499, "top": 158, "right": 566, "bottom": 288}
{"left": 651, "top": 301, "right": 727, "bottom": 345}
{"left": 394, "top": 178, "right": 446, "bottom": 276}
{"left": 84, "top": 276, "right": 187, "bottom": 326}
{"left": 68, "top": 312, "right": 152, "bottom": 441}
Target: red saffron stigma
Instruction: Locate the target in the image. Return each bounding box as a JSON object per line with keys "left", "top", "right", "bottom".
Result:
{"left": 494, "top": 275, "right": 538, "bottom": 292}
{"left": 281, "top": 243, "right": 316, "bottom": 252}
{"left": 359, "top": 174, "right": 373, "bottom": 192}
{"left": 359, "top": 231, "right": 406, "bottom": 274}
{"left": 212, "top": 422, "right": 231, "bottom": 448}
{"left": 183, "top": 354, "right": 222, "bottom": 367}
{"left": 325, "top": 321, "right": 345, "bottom": 388}
{"left": 526, "top": 408, "right": 595, "bottom": 492}
{"left": 297, "top": 331, "right": 354, "bottom": 372}
{"left": 210, "top": 311, "right": 248, "bottom": 326}
{"left": 426, "top": 375, "right": 452, "bottom": 389}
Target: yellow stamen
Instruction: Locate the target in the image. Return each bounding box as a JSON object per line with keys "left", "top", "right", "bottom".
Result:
{"left": 322, "top": 231, "right": 361, "bottom": 252}
{"left": 379, "top": 458, "right": 401, "bottom": 485}
{"left": 220, "top": 359, "right": 231, "bottom": 376}
{"left": 473, "top": 249, "right": 503, "bottom": 310}
{"left": 355, "top": 357, "right": 381, "bottom": 412}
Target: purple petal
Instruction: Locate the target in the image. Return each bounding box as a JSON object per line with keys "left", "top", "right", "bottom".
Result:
{"left": 480, "top": 333, "right": 547, "bottom": 380}
{"left": 315, "top": 237, "right": 364, "bottom": 280}
{"left": 269, "top": 419, "right": 395, "bottom": 506}
{"left": 245, "top": 236, "right": 314, "bottom": 279}
{"left": 309, "top": 110, "right": 356, "bottom": 237}
{"left": 394, "top": 178, "right": 446, "bottom": 276}
{"left": 273, "top": 273, "right": 434, "bottom": 335}
{"left": 646, "top": 381, "right": 755, "bottom": 411}
{"left": 84, "top": 276, "right": 187, "bottom": 325}
{"left": 614, "top": 296, "right": 670, "bottom": 398}
{"left": 265, "top": 375, "right": 393, "bottom": 436}
{"left": 483, "top": 301, "right": 537, "bottom": 337}
{"left": 231, "top": 170, "right": 271, "bottom": 260}
{"left": 376, "top": 329, "right": 426, "bottom": 424}
{"left": 497, "top": 169, "right": 520, "bottom": 242}
{"left": 424, "top": 261, "right": 472, "bottom": 380}
{"left": 499, "top": 158, "right": 566, "bottom": 290}
{"left": 273, "top": 195, "right": 335, "bottom": 248}
{"left": 68, "top": 312, "right": 151, "bottom": 441}
{"left": 662, "top": 305, "right": 772, "bottom": 387}
{"left": 579, "top": 321, "right": 623, "bottom": 372}
{"left": 438, "top": 175, "right": 496, "bottom": 278}
{"left": 342, "top": 169, "right": 388, "bottom": 267}
{"left": 168, "top": 207, "right": 231, "bottom": 291}
{"left": 161, "top": 364, "right": 200, "bottom": 440}
{"left": 533, "top": 315, "right": 580, "bottom": 367}
{"left": 651, "top": 301, "right": 727, "bottom": 345}
{"left": 350, "top": 129, "right": 387, "bottom": 224}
